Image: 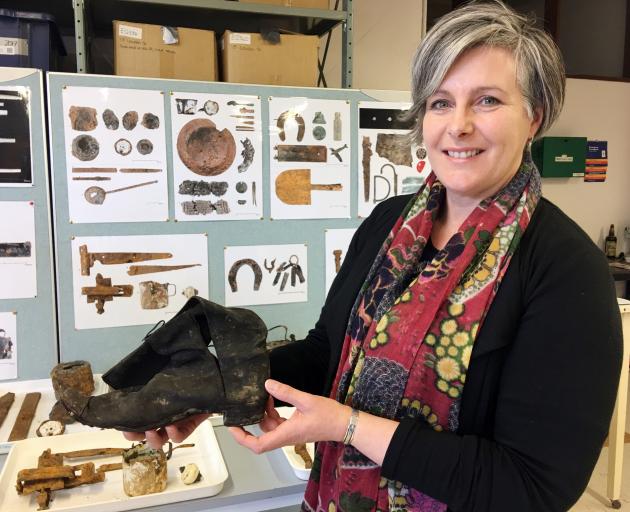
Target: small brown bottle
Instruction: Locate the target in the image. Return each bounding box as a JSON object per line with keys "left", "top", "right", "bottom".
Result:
{"left": 605, "top": 224, "right": 617, "bottom": 259}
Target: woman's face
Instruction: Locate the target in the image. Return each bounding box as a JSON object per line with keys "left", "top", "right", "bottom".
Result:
{"left": 422, "top": 46, "right": 542, "bottom": 206}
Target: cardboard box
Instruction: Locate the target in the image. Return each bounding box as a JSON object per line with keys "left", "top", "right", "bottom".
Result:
{"left": 531, "top": 136, "right": 587, "bottom": 178}
{"left": 222, "top": 31, "right": 319, "bottom": 86}
{"left": 239, "top": 0, "right": 329, "bottom": 8}
{"left": 113, "top": 20, "right": 216, "bottom": 81}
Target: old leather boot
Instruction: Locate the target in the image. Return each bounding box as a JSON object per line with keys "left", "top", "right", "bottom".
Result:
{"left": 59, "top": 297, "right": 269, "bottom": 431}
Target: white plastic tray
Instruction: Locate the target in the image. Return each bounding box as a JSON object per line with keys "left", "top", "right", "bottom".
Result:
{"left": 276, "top": 407, "right": 314, "bottom": 480}
{"left": 0, "top": 376, "right": 110, "bottom": 454}
{"left": 0, "top": 420, "right": 228, "bottom": 512}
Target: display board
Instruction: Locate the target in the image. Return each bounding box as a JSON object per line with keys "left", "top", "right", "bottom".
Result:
{"left": 0, "top": 68, "right": 57, "bottom": 380}
{"left": 47, "top": 73, "right": 422, "bottom": 373}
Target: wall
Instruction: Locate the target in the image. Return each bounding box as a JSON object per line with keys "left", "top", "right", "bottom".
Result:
{"left": 320, "top": 0, "right": 423, "bottom": 89}
{"left": 557, "top": 0, "right": 627, "bottom": 77}
{"left": 543, "top": 78, "right": 630, "bottom": 254}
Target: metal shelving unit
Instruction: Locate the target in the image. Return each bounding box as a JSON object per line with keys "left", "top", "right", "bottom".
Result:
{"left": 73, "top": 0, "right": 353, "bottom": 87}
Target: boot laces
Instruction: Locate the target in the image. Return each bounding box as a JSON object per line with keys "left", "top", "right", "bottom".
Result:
{"left": 143, "top": 319, "right": 165, "bottom": 340}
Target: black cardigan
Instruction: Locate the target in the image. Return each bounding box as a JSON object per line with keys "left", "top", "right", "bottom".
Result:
{"left": 270, "top": 195, "right": 623, "bottom": 512}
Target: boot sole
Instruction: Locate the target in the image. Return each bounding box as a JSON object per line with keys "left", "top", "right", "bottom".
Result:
{"left": 73, "top": 400, "right": 266, "bottom": 432}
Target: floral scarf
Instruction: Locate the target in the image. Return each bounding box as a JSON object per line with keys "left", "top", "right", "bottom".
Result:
{"left": 303, "top": 155, "right": 541, "bottom": 512}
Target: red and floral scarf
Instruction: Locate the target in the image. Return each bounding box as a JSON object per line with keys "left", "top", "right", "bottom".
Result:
{"left": 303, "top": 156, "right": 541, "bottom": 512}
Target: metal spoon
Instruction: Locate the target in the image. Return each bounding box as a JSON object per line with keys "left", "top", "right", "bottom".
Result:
{"left": 84, "top": 180, "right": 158, "bottom": 205}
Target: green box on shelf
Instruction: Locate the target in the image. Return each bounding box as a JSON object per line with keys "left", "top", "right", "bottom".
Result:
{"left": 531, "top": 136, "right": 587, "bottom": 177}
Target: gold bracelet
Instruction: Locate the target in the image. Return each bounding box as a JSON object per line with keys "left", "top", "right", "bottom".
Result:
{"left": 342, "top": 408, "right": 359, "bottom": 445}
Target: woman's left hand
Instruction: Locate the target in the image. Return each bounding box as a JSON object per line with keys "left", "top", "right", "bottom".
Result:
{"left": 228, "top": 379, "right": 351, "bottom": 454}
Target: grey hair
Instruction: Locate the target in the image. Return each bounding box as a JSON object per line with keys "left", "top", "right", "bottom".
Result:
{"left": 405, "top": 0, "right": 565, "bottom": 143}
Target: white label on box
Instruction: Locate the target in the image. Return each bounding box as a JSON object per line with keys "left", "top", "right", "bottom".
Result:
{"left": 555, "top": 154, "right": 573, "bottom": 163}
{"left": 118, "top": 24, "right": 143, "bottom": 39}
{"left": 0, "top": 37, "right": 28, "bottom": 56}
{"left": 230, "top": 33, "right": 251, "bottom": 45}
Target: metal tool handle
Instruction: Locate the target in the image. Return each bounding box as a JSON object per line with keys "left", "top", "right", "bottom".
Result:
{"left": 311, "top": 184, "right": 342, "bottom": 191}
{"left": 108, "top": 180, "right": 159, "bottom": 194}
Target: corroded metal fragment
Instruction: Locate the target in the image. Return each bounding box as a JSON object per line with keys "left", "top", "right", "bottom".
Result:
{"left": 69, "top": 106, "right": 98, "bottom": 131}
{"left": 375, "top": 133, "right": 412, "bottom": 167}
{"left": 51, "top": 361, "right": 95, "bottom": 400}
{"left": 0, "top": 391, "right": 15, "bottom": 428}
{"left": 122, "top": 443, "right": 167, "bottom": 497}
{"left": 200, "top": 100, "right": 218, "bottom": 116}
{"left": 178, "top": 180, "right": 228, "bottom": 196}
{"left": 237, "top": 138, "right": 254, "bottom": 173}
{"left": 8, "top": 392, "right": 41, "bottom": 441}
{"left": 142, "top": 113, "right": 160, "bottom": 129}
{"left": 136, "top": 139, "right": 153, "bottom": 155}
{"left": 122, "top": 111, "right": 138, "bottom": 130}
{"left": 312, "top": 126, "right": 326, "bottom": 140}
{"left": 181, "top": 199, "right": 230, "bottom": 215}
{"left": 49, "top": 400, "right": 76, "bottom": 424}
{"left": 177, "top": 119, "right": 236, "bottom": 176}
{"left": 102, "top": 109, "right": 119, "bottom": 130}
{"left": 72, "top": 135, "right": 99, "bottom": 161}
{"left": 0, "top": 242, "right": 31, "bottom": 257}
{"left": 114, "top": 138, "right": 132, "bottom": 156}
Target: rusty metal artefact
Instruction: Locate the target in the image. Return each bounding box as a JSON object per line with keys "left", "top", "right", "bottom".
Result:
{"left": 81, "top": 273, "right": 133, "bottom": 314}
{"left": 79, "top": 244, "right": 172, "bottom": 276}
{"left": 177, "top": 118, "right": 236, "bottom": 176}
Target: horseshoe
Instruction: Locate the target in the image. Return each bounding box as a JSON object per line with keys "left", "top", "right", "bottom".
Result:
{"left": 228, "top": 258, "right": 263, "bottom": 292}
{"left": 277, "top": 111, "right": 305, "bottom": 142}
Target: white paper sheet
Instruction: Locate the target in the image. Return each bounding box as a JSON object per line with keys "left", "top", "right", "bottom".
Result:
{"left": 324, "top": 228, "right": 356, "bottom": 294}
{"left": 0, "top": 201, "right": 37, "bottom": 299}
{"left": 269, "top": 97, "right": 350, "bottom": 219}
{"left": 61, "top": 87, "right": 168, "bottom": 223}
{"left": 170, "top": 92, "right": 263, "bottom": 221}
{"left": 224, "top": 244, "right": 307, "bottom": 306}
{"left": 0, "top": 311, "right": 17, "bottom": 380}
{"left": 357, "top": 101, "right": 431, "bottom": 218}
{"left": 71, "top": 234, "right": 209, "bottom": 330}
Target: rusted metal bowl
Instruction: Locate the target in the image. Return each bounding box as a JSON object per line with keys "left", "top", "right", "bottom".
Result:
{"left": 176, "top": 118, "right": 236, "bottom": 176}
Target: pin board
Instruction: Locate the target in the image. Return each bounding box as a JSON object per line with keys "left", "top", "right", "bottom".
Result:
{"left": 47, "top": 73, "right": 422, "bottom": 373}
{"left": 0, "top": 68, "right": 57, "bottom": 380}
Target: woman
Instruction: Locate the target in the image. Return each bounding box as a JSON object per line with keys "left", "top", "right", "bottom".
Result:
{"left": 128, "top": 2, "right": 622, "bottom": 510}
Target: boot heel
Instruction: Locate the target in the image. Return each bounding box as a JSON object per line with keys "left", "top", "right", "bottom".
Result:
{"left": 223, "top": 401, "right": 265, "bottom": 426}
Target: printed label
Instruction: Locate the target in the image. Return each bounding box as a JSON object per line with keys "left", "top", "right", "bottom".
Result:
{"left": 554, "top": 154, "right": 574, "bottom": 163}
{"left": 230, "top": 33, "right": 251, "bottom": 45}
{"left": 0, "top": 37, "right": 28, "bottom": 56}
{"left": 118, "top": 25, "right": 143, "bottom": 39}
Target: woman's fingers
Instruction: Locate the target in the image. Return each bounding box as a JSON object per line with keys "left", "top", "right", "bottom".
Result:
{"left": 265, "top": 379, "right": 310, "bottom": 410}
{"left": 145, "top": 428, "right": 169, "bottom": 449}
{"left": 229, "top": 417, "right": 297, "bottom": 454}
{"left": 122, "top": 431, "right": 145, "bottom": 441}
{"left": 265, "top": 395, "right": 281, "bottom": 419}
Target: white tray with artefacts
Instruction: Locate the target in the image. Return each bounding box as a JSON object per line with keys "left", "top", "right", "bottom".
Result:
{"left": 276, "top": 407, "right": 314, "bottom": 480}
{"left": 0, "top": 376, "right": 110, "bottom": 453}
{"left": 0, "top": 419, "right": 228, "bottom": 512}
